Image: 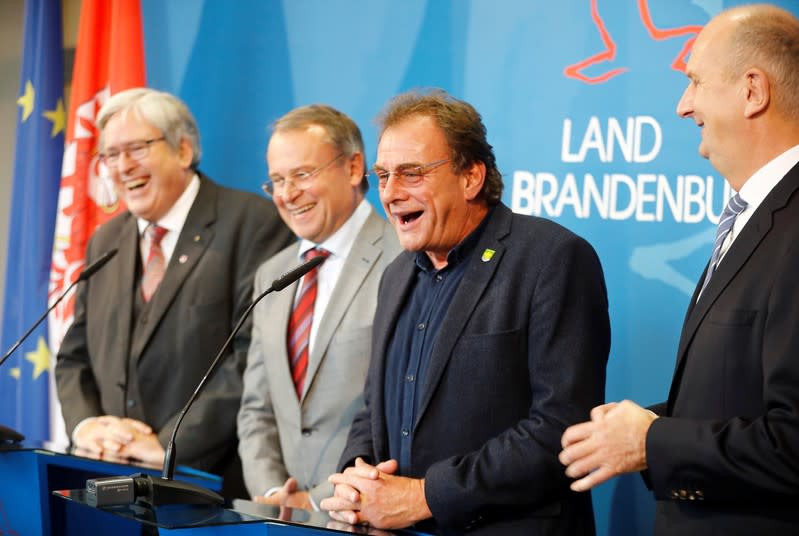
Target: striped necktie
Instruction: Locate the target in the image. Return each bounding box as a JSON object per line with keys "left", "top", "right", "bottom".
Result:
{"left": 700, "top": 193, "right": 748, "bottom": 295}
{"left": 141, "top": 224, "right": 168, "bottom": 302}
{"left": 286, "top": 248, "right": 330, "bottom": 399}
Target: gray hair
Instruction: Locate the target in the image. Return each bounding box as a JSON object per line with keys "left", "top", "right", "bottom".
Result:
{"left": 724, "top": 4, "right": 799, "bottom": 121}
{"left": 97, "top": 88, "right": 202, "bottom": 167}
{"left": 272, "top": 104, "right": 367, "bottom": 192}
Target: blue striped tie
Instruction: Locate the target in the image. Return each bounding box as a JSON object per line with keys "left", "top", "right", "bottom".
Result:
{"left": 700, "top": 193, "right": 748, "bottom": 294}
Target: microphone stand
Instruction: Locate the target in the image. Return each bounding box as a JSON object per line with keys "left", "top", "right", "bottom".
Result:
{"left": 87, "top": 256, "right": 325, "bottom": 507}
{"left": 0, "top": 249, "right": 118, "bottom": 444}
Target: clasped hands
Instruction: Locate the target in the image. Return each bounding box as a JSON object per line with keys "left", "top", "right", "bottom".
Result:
{"left": 74, "top": 415, "right": 165, "bottom": 466}
{"left": 320, "top": 458, "right": 432, "bottom": 530}
{"left": 558, "top": 400, "right": 657, "bottom": 491}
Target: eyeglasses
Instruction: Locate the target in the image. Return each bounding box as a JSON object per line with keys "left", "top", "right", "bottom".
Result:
{"left": 100, "top": 137, "right": 167, "bottom": 166}
{"left": 262, "top": 153, "right": 344, "bottom": 196}
{"left": 370, "top": 158, "right": 451, "bottom": 189}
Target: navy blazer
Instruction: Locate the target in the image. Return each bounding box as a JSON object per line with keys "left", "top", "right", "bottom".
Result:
{"left": 341, "top": 204, "right": 610, "bottom": 535}
{"left": 646, "top": 161, "right": 799, "bottom": 534}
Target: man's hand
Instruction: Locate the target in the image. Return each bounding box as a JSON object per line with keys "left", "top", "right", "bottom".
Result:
{"left": 559, "top": 400, "right": 657, "bottom": 491}
{"left": 118, "top": 431, "right": 165, "bottom": 466}
{"left": 252, "top": 477, "right": 313, "bottom": 511}
{"left": 74, "top": 416, "right": 153, "bottom": 455}
{"left": 321, "top": 458, "right": 431, "bottom": 530}
{"left": 321, "top": 458, "right": 397, "bottom": 525}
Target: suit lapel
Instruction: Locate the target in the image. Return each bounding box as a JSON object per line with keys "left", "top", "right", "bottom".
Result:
{"left": 671, "top": 262, "right": 708, "bottom": 376}
{"left": 670, "top": 166, "right": 799, "bottom": 405}
{"left": 267, "top": 253, "right": 302, "bottom": 413}
{"left": 302, "top": 212, "right": 384, "bottom": 400}
{"left": 414, "top": 206, "right": 510, "bottom": 427}
{"left": 113, "top": 216, "right": 139, "bottom": 370}
{"left": 130, "top": 177, "right": 217, "bottom": 361}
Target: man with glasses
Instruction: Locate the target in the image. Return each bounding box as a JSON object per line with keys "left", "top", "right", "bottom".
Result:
{"left": 321, "top": 89, "right": 610, "bottom": 534}
{"left": 55, "top": 88, "right": 293, "bottom": 499}
{"left": 237, "top": 104, "right": 401, "bottom": 511}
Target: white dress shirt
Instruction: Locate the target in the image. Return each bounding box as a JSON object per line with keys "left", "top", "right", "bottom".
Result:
{"left": 136, "top": 173, "right": 201, "bottom": 263}
{"left": 295, "top": 198, "right": 373, "bottom": 356}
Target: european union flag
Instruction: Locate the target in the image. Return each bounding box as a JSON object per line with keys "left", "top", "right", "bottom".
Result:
{"left": 0, "top": 0, "right": 64, "bottom": 442}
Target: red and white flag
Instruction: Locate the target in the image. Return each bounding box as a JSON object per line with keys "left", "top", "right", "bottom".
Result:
{"left": 50, "top": 0, "right": 146, "bottom": 349}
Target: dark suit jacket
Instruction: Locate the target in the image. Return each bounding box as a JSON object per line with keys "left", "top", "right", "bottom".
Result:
{"left": 646, "top": 161, "right": 799, "bottom": 535}
{"left": 55, "top": 175, "right": 294, "bottom": 489}
{"left": 340, "top": 204, "right": 610, "bottom": 535}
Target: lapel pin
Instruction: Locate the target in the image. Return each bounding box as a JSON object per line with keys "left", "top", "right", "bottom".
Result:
{"left": 193, "top": 234, "right": 201, "bottom": 242}
{"left": 481, "top": 248, "right": 495, "bottom": 262}
{"left": 179, "top": 254, "right": 188, "bottom": 264}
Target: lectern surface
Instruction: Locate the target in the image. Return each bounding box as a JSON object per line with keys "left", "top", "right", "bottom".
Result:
{"left": 53, "top": 490, "right": 429, "bottom": 534}
{"left": 54, "top": 489, "right": 264, "bottom": 529}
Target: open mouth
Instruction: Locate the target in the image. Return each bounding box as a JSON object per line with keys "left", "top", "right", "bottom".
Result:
{"left": 399, "top": 211, "right": 423, "bottom": 225}
{"left": 126, "top": 177, "right": 148, "bottom": 191}
{"left": 290, "top": 203, "right": 316, "bottom": 216}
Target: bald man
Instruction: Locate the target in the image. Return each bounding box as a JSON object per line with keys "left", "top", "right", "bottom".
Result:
{"left": 560, "top": 5, "right": 799, "bottom": 534}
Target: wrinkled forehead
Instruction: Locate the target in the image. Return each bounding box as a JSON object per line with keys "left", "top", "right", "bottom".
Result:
{"left": 376, "top": 115, "right": 450, "bottom": 167}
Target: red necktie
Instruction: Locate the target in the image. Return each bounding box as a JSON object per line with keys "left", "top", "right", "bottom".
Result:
{"left": 286, "top": 248, "right": 330, "bottom": 399}
{"left": 141, "top": 224, "right": 168, "bottom": 302}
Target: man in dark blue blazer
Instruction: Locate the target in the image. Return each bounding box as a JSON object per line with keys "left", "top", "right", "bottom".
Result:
{"left": 560, "top": 5, "right": 799, "bottom": 534}
{"left": 321, "top": 89, "right": 610, "bottom": 534}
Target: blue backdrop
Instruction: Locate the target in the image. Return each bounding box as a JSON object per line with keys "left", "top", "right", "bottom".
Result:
{"left": 139, "top": 1, "right": 799, "bottom": 534}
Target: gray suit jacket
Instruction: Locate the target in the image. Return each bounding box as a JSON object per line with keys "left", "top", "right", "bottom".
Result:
{"left": 56, "top": 175, "right": 294, "bottom": 478}
{"left": 237, "top": 208, "right": 401, "bottom": 506}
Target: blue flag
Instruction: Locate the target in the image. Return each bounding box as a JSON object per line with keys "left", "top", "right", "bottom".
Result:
{"left": 0, "top": 0, "right": 64, "bottom": 442}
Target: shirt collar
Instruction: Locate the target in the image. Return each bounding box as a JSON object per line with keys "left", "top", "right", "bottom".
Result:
{"left": 414, "top": 206, "right": 493, "bottom": 273}
{"left": 296, "top": 197, "right": 373, "bottom": 260}
{"left": 738, "top": 144, "right": 799, "bottom": 211}
{"left": 137, "top": 173, "right": 201, "bottom": 235}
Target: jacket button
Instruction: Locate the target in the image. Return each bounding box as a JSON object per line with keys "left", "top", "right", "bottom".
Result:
{"left": 301, "top": 428, "right": 312, "bottom": 436}
{"left": 127, "top": 399, "right": 136, "bottom": 408}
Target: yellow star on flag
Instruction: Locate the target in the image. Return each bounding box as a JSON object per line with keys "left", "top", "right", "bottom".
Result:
{"left": 43, "top": 97, "right": 66, "bottom": 137}
{"left": 16, "top": 80, "right": 35, "bottom": 122}
{"left": 25, "top": 336, "right": 51, "bottom": 380}
{"left": 10, "top": 367, "right": 21, "bottom": 380}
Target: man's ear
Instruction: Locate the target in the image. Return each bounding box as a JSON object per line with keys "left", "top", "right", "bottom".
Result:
{"left": 743, "top": 68, "right": 770, "bottom": 119}
{"left": 178, "top": 137, "right": 194, "bottom": 168}
{"left": 463, "top": 161, "right": 486, "bottom": 201}
{"left": 348, "top": 152, "right": 365, "bottom": 187}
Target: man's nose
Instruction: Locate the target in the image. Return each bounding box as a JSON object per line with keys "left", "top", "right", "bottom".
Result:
{"left": 676, "top": 84, "right": 694, "bottom": 118}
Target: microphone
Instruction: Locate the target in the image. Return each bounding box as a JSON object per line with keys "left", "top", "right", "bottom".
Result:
{"left": 86, "top": 255, "right": 326, "bottom": 507}
{"left": 0, "top": 248, "right": 118, "bottom": 445}
{"left": 0, "top": 248, "right": 118, "bottom": 369}
{"left": 76, "top": 248, "right": 119, "bottom": 281}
